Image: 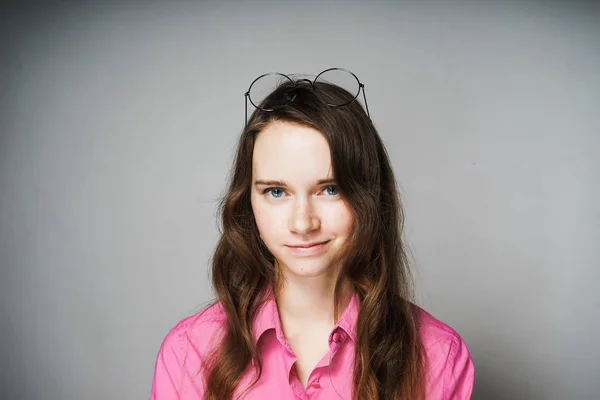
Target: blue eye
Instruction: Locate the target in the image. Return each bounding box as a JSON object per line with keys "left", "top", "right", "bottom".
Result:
{"left": 265, "top": 188, "right": 284, "bottom": 198}
{"left": 324, "top": 186, "right": 339, "bottom": 196}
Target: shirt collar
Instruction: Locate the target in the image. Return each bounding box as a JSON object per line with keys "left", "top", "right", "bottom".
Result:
{"left": 334, "top": 290, "right": 359, "bottom": 341}
{"left": 251, "top": 285, "right": 287, "bottom": 345}
{"left": 251, "top": 285, "right": 360, "bottom": 344}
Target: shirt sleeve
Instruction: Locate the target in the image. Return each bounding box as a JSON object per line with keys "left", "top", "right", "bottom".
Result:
{"left": 150, "top": 324, "right": 186, "bottom": 400}
{"left": 443, "top": 334, "right": 475, "bottom": 400}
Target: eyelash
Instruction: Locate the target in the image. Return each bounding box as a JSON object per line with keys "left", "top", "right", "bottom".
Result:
{"left": 262, "top": 186, "right": 340, "bottom": 198}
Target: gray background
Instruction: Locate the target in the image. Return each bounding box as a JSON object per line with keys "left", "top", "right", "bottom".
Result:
{"left": 1, "top": 1, "right": 598, "bottom": 399}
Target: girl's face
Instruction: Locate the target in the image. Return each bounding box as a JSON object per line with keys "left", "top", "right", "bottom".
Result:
{"left": 250, "top": 121, "right": 354, "bottom": 280}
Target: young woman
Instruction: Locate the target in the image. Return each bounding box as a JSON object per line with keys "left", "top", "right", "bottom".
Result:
{"left": 150, "top": 69, "right": 474, "bottom": 399}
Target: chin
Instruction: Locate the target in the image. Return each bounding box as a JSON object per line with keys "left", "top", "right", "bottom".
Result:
{"left": 279, "top": 258, "right": 336, "bottom": 279}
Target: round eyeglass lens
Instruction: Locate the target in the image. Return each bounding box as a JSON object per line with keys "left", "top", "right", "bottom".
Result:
{"left": 248, "top": 73, "right": 294, "bottom": 110}
{"left": 314, "top": 69, "right": 361, "bottom": 106}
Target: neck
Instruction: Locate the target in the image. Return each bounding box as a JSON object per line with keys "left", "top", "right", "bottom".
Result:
{"left": 274, "top": 268, "right": 353, "bottom": 324}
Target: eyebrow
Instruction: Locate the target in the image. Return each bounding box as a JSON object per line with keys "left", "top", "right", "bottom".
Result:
{"left": 254, "top": 179, "right": 337, "bottom": 186}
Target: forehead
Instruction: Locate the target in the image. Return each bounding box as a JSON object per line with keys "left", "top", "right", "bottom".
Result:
{"left": 252, "top": 122, "right": 333, "bottom": 181}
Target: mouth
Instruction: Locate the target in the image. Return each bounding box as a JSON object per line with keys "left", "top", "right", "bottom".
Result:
{"left": 286, "top": 240, "right": 330, "bottom": 256}
{"left": 287, "top": 240, "right": 329, "bottom": 249}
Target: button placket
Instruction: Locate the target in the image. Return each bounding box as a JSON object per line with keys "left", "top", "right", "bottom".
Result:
{"left": 290, "top": 374, "right": 307, "bottom": 399}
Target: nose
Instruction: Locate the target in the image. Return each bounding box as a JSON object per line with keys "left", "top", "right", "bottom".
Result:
{"left": 288, "top": 200, "right": 320, "bottom": 235}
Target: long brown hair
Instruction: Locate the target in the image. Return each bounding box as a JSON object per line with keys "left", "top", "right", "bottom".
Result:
{"left": 206, "top": 78, "right": 425, "bottom": 399}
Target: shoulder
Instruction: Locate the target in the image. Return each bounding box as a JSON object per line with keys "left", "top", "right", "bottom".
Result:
{"left": 415, "top": 306, "right": 475, "bottom": 400}
{"left": 416, "top": 305, "right": 465, "bottom": 351}
{"left": 151, "top": 302, "right": 227, "bottom": 398}
{"left": 161, "top": 301, "right": 228, "bottom": 356}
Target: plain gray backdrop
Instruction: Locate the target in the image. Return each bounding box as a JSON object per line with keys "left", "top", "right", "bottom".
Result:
{"left": 1, "top": 1, "right": 599, "bottom": 399}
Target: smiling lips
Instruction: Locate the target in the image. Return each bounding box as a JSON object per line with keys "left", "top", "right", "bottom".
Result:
{"left": 286, "top": 240, "right": 330, "bottom": 256}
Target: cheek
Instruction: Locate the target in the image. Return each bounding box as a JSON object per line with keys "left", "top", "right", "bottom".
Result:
{"left": 252, "top": 201, "right": 282, "bottom": 240}
{"left": 323, "top": 203, "right": 354, "bottom": 235}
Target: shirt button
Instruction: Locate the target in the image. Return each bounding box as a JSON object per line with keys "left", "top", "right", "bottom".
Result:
{"left": 332, "top": 331, "right": 343, "bottom": 343}
{"left": 310, "top": 380, "right": 321, "bottom": 389}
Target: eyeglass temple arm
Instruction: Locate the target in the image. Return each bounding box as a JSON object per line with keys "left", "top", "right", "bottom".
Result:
{"left": 360, "top": 83, "right": 371, "bottom": 121}
{"left": 244, "top": 92, "right": 249, "bottom": 127}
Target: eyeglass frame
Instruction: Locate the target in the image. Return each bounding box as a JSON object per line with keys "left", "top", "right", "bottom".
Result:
{"left": 244, "top": 67, "right": 371, "bottom": 127}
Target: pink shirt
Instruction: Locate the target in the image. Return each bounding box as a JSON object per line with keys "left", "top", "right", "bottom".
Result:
{"left": 151, "top": 292, "right": 474, "bottom": 399}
